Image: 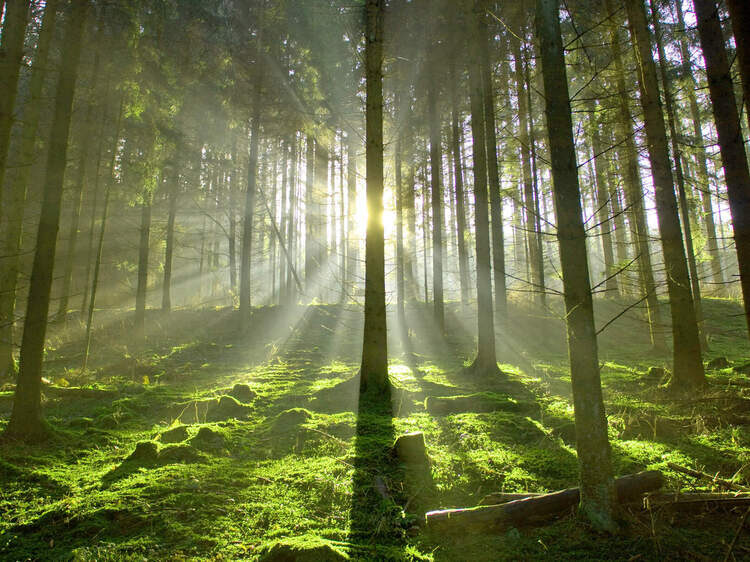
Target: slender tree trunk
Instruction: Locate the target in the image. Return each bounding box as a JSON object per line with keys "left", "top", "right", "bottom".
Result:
{"left": 514, "top": 40, "right": 544, "bottom": 306}
{"left": 0, "top": 0, "right": 57, "bottom": 378}
{"left": 650, "top": 0, "right": 707, "bottom": 351}
{"left": 57, "top": 50, "right": 101, "bottom": 323}
{"left": 673, "top": 2, "right": 724, "bottom": 293}
{"left": 587, "top": 102, "right": 617, "bottom": 295}
{"left": 536, "top": 0, "right": 615, "bottom": 529}
{"left": 229, "top": 141, "right": 238, "bottom": 293}
{"left": 725, "top": 0, "right": 750, "bottom": 133}
{"left": 0, "top": 0, "right": 31, "bottom": 214}
{"left": 608, "top": 5, "right": 665, "bottom": 348}
{"left": 83, "top": 98, "right": 123, "bottom": 371}
{"left": 305, "top": 135, "right": 315, "bottom": 292}
{"left": 360, "top": 0, "right": 388, "bottom": 391}
{"left": 480, "top": 21, "right": 507, "bottom": 317}
{"left": 693, "top": 0, "right": 750, "bottom": 340}
{"left": 240, "top": 15, "right": 264, "bottom": 326}
{"left": 449, "top": 65, "right": 470, "bottom": 307}
{"left": 346, "top": 132, "right": 358, "bottom": 300}
{"left": 428, "top": 67, "right": 445, "bottom": 333}
{"left": 162, "top": 171, "right": 178, "bottom": 313}
{"left": 134, "top": 188, "right": 152, "bottom": 339}
{"left": 5, "top": 0, "right": 89, "bottom": 441}
{"left": 625, "top": 0, "right": 705, "bottom": 388}
{"left": 287, "top": 134, "right": 298, "bottom": 303}
{"left": 467, "top": 0, "right": 498, "bottom": 374}
{"left": 396, "top": 133, "right": 405, "bottom": 327}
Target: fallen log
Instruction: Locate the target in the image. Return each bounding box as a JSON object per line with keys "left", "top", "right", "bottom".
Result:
{"left": 667, "top": 462, "right": 749, "bottom": 492}
{"left": 425, "top": 470, "right": 663, "bottom": 532}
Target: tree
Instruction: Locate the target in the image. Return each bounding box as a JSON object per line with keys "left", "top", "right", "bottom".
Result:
{"left": 0, "top": 0, "right": 31, "bottom": 214}
{"left": 536, "top": 0, "right": 615, "bottom": 530}
{"left": 0, "top": 0, "right": 58, "bottom": 378}
{"left": 725, "top": 0, "right": 750, "bottom": 133}
{"left": 625, "top": 0, "right": 705, "bottom": 389}
{"left": 692, "top": 0, "right": 750, "bottom": 342}
{"left": 5, "top": 0, "right": 90, "bottom": 441}
{"left": 465, "top": 0, "right": 499, "bottom": 376}
{"left": 360, "top": 0, "right": 388, "bottom": 391}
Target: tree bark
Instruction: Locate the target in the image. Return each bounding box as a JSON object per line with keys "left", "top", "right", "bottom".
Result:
{"left": 360, "top": 0, "right": 388, "bottom": 391}
{"left": 725, "top": 0, "right": 750, "bottom": 134}
{"left": 428, "top": 64, "right": 444, "bottom": 333}
{"left": 134, "top": 188, "right": 152, "bottom": 339}
{"left": 466, "top": 0, "right": 498, "bottom": 375}
{"left": 514, "top": 40, "right": 544, "bottom": 307}
{"left": 449, "top": 63, "right": 470, "bottom": 307}
{"left": 0, "top": 0, "right": 57, "bottom": 378}
{"left": 536, "top": 0, "right": 615, "bottom": 529}
{"left": 625, "top": 0, "right": 706, "bottom": 389}
{"left": 480, "top": 18, "right": 507, "bottom": 318}
{"left": 650, "top": 0, "right": 707, "bottom": 351}
{"left": 162, "top": 170, "right": 178, "bottom": 313}
{"left": 0, "top": 0, "right": 31, "bottom": 215}
{"left": 240, "top": 11, "right": 264, "bottom": 326}
{"left": 692, "top": 0, "right": 750, "bottom": 342}
{"left": 607, "top": 1, "right": 665, "bottom": 349}
{"left": 674, "top": 1, "right": 724, "bottom": 294}
{"left": 5, "top": 0, "right": 89, "bottom": 441}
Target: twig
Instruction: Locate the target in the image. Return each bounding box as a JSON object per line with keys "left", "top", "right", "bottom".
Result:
{"left": 724, "top": 506, "right": 750, "bottom": 562}
{"left": 668, "top": 462, "right": 750, "bottom": 492}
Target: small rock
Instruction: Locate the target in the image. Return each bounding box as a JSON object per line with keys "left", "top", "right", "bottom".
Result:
{"left": 229, "top": 383, "right": 256, "bottom": 404}
{"left": 707, "top": 357, "right": 730, "bottom": 370}
{"left": 158, "top": 425, "right": 189, "bottom": 444}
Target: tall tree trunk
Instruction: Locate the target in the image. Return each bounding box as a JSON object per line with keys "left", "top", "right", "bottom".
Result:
{"left": 360, "top": 0, "right": 388, "bottom": 391}
{"left": 162, "top": 170, "right": 178, "bottom": 313}
{"left": 650, "top": 0, "right": 707, "bottom": 351}
{"left": 449, "top": 65, "right": 470, "bottom": 306}
{"left": 83, "top": 98, "right": 123, "bottom": 371}
{"left": 428, "top": 67, "right": 445, "bottom": 333}
{"left": 587, "top": 102, "right": 617, "bottom": 295}
{"left": 480, "top": 20, "right": 507, "bottom": 317}
{"left": 305, "top": 135, "right": 315, "bottom": 292}
{"left": 57, "top": 49, "right": 101, "bottom": 323}
{"left": 466, "top": 0, "right": 498, "bottom": 375}
{"left": 229, "top": 141, "right": 238, "bottom": 293}
{"left": 0, "top": 0, "right": 30, "bottom": 214}
{"left": 134, "top": 188, "right": 152, "bottom": 339}
{"left": 607, "top": 4, "right": 665, "bottom": 348}
{"left": 514, "top": 40, "right": 544, "bottom": 306}
{"left": 346, "top": 132, "right": 358, "bottom": 300}
{"left": 725, "top": 0, "right": 750, "bottom": 133}
{"left": 240, "top": 14, "right": 264, "bottom": 326}
{"left": 693, "top": 0, "right": 750, "bottom": 340}
{"left": 536, "top": 0, "right": 615, "bottom": 529}
{"left": 5, "top": 0, "right": 89, "bottom": 441}
{"left": 625, "top": 0, "right": 705, "bottom": 389}
{"left": 675, "top": 1, "right": 724, "bottom": 293}
{"left": 0, "top": 0, "right": 58, "bottom": 378}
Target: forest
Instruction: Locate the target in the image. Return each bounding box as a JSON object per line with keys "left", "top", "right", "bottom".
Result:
{"left": 1, "top": 0, "right": 750, "bottom": 559}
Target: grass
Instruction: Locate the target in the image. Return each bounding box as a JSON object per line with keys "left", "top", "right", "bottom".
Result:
{"left": 0, "top": 297, "right": 749, "bottom": 560}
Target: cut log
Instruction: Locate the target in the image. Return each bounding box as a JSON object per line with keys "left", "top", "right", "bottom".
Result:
{"left": 392, "top": 432, "right": 430, "bottom": 466}
{"left": 425, "top": 470, "right": 663, "bottom": 532}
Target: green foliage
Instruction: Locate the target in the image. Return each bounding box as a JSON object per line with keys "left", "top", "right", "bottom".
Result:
{"left": 1, "top": 301, "right": 749, "bottom": 559}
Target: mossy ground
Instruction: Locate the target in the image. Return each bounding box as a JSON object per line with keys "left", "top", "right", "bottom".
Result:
{"left": 1, "top": 298, "right": 749, "bottom": 560}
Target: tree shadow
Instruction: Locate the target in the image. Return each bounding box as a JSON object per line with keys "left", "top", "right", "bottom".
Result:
{"left": 348, "top": 377, "right": 409, "bottom": 559}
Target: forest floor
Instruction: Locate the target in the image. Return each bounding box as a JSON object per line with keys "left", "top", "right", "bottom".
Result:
{"left": 1, "top": 296, "right": 750, "bottom": 560}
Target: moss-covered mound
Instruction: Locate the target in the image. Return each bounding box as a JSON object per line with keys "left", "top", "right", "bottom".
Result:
{"left": 258, "top": 535, "right": 349, "bottom": 561}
